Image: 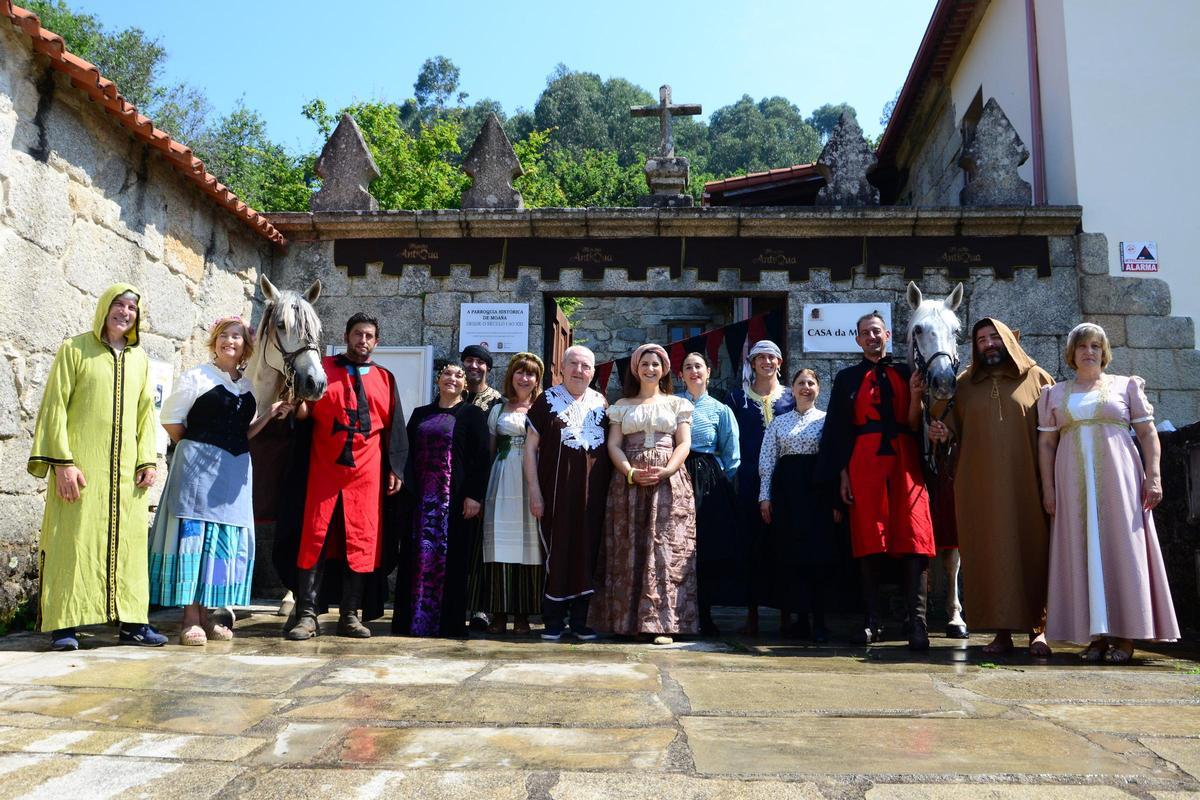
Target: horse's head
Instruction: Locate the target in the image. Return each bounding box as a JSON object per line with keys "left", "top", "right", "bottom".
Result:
{"left": 906, "top": 281, "right": 964, "bottom": 402}
{"left": 257, "top": 275, "right": 327, "bottom": 402}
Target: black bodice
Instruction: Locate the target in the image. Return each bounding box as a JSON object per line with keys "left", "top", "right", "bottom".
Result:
{"left": 183, "top": 384, "right": 255, "bottom": 456}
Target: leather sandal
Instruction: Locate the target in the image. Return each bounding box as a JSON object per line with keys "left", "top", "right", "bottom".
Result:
{"left": 1104, "top": 639, "right": 1134, "bottom": 664}
{"left": 1080, "top": 638, "right": 1109, "bottom": 662}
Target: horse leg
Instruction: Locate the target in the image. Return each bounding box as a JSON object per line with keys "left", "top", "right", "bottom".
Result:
{"left": 278, "top": 590, "right": 295, "bottom": 618}
{"left": 944, "top": 549, "right": 968, "bottom": 638}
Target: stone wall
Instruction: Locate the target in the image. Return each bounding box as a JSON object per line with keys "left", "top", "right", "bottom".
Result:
{"left": 898, "top": 91, "right": 962, "bottom": 208}
{"left": 0, "top": 24, "right": 272, "bottom": 624}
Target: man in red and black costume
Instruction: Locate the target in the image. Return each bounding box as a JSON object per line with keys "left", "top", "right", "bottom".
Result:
{"left": 285, "top": 312, "right": 408, "bottom": 640}
{"left": 819, "top": 312, "right": 936, "bottom": 650}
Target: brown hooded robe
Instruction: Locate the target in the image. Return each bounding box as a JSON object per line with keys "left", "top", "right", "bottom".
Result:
{"left": 946, "top": 318, "right": 1055, "bottom": 631}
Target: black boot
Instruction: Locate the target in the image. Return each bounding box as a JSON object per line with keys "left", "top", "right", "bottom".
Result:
{"left": 285, "top": 567, "right": 323, "bottom": 641}
{"left": 904, "top": 555, "right": 930, "bottom": 652}
{"left": 337, "top": 569, "right": 371, "bottom": 638}
{"left": 854, "top": 555, "right": 885, "bottom": 645}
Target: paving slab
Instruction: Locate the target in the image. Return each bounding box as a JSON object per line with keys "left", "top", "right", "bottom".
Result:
{"left": 0, "top": 687, "right": 287, "bottom": 735}
{"left": 0, "top": 753, "right": 241, "bottom": 799}
{"left": 0, "top": 724, "right": 263, "bottom": 762}
{"left": 549, "top": 773, "right": 825, "bottom": 799}
{"left": 0, "top": 650, "right": 325, "bottom": 695}
{"left": 227, "top": 768, "right": 530, "bottom": 799}
{"left": 481, "top": 662, "right": 660, "bottom": 691}
{"left": 950, "top": 670, "right": 1200, "bottom": 703}
{"left": 286, "top": 684, "right": 673, "bottom": 726}
{"left": 683, "top": 717, "right": 1146, "bottom": 776}
{"left": 672, "top": 669, "right": 959, "bottom": 715}
{"left": 323, "top": 655, "right": 487, "bottom": 686}
{"left": 338, "top": 725, "right": 675, "bottom": 770}
{"left": 1143, "top": 738, "right": 1200, "bottom": 781}
{"left": 1026, "top": 704, "right": 1200, "bottom": 737}
{"left": 246, "top": 721, "right": 348, "bottom": 766}
{"left": 864, "top": 786, "right": 1138, "bottom": 799}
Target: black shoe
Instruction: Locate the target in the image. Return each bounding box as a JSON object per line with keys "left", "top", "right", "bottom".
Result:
{"left": 908, "top": 620, "right": 931, "bottom": 651}
{"left": 119, "top": 624, "right": 167, "bottom": 647}
{"left": 945, "top": 622, "right": 969, "bottom": 639}
{"left": 50, "top": 629, "right": 79, "bottom": 651}
{"left": 569, "top": 626, "right": 599, "bottom": 641}
{"left": 853, "top": 623, "right": 884, "bottom": 645}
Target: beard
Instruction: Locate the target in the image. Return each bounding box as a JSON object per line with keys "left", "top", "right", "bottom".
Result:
{"left": 981, "top": 349, "right": 1007, "bottom": 366}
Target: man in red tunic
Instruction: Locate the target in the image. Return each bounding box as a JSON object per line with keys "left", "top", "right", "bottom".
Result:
{"left": 819, "top": 312, "right": 936, "bottom": 650}
{"left": 287, "top": 313, "right": 408, "bottom": 640}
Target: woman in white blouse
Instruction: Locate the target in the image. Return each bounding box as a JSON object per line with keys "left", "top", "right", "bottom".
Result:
{"left": 593, "top": 343, "right": 698, "bottom": 644}
{"left": 149, "top": 317, "right": 289, "bottom": 645}
{"left": 759, "top": 369, "right": 839, "bottom": 642}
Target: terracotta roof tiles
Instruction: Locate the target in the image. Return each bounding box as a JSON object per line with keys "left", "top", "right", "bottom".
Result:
{"left": 3, "top": 1, "right": 286, "bottom": 246}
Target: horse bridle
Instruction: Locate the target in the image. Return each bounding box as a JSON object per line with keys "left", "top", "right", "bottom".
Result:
{"left": 912, "top": 337, "right": 960, "bottom": 475}
{"left": 263, "top": 305, "right": 320, "bottom": 400}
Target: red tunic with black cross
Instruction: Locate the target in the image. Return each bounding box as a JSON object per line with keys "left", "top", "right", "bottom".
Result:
{"left": 297, "top": 354, "right": 408, "bottom": 572}
{"left": 819, "top": 358, "right": 936, "bottom": 559}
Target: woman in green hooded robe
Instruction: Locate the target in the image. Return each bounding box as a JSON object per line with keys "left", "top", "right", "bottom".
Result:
{"left": 28, "top": 284, "right": 163, "bottom": 649}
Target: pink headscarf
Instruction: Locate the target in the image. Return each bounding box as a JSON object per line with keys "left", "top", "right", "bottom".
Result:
{"left": 628, "top": 343, "right": 671, "bottom": 381}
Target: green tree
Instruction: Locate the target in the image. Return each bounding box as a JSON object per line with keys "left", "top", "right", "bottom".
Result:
{"left": 707, "top": 95, "right": 821, "bottom": 175}
{"left": 807, "top": 102, "right": 857, "bottom": 142}
{"left": 414, "top": 56, "right": 467, "bottom": 119}
{"left": 547, "top": 148, "right": 644, "bottom": 207}
{"left": 192, "top": 103, "right": 311, "bottom": 212}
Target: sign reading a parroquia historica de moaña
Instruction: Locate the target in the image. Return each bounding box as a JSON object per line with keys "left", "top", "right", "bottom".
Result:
{"left": 802, "top": 303, "right": 894, "bottom": 353}
{"left": 459, "top": 303, "right": 530, "bottom": 353}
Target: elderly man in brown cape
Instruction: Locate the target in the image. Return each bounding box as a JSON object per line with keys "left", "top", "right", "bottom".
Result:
{"left": 929, "top": 317, "right": 1055, "bottom": 657}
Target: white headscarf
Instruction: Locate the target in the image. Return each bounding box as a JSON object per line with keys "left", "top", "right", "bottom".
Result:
{"left": 742, "top": 339, "right": 782, "bottom": 393}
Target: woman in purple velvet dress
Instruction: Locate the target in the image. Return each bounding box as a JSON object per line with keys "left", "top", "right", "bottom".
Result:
{"left": 392, "top": 361, "right": 490, "bottom": 639}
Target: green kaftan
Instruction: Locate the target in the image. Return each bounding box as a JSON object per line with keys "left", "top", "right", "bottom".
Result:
{"left": 28, "top": 284, "right": 159, "bottom": 631}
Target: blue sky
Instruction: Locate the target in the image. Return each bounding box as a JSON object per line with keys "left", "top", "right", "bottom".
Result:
{"left": 70, "top": 0, "right": 937, "bottom": 155}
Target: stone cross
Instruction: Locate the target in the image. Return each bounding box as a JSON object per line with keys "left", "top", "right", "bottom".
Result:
{"left": 959, "top": 98, "right": 1032, "bottom": 207}
{"left": 461, "top": 112, "right": 525, "bottom": 210}
{"left": 630, "top": 85, "right": 701, "bottom": 158}
{"left": 311, "top": 114, "right": 380, "bottom": 212}
{"left": 815, "top": 113, "right": 879, "bottom": 207}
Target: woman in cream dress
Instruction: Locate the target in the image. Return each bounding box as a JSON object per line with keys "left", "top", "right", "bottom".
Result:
{"left": 593, "top": 343, "right": 697, "bottom": 644}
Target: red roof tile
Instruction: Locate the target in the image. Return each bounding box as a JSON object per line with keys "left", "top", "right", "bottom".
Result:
{"left": 3, "top": 1, "right": 286, "bottom": 246}
{"left": 703, "top": 163, "right": 819, "bottom": 194}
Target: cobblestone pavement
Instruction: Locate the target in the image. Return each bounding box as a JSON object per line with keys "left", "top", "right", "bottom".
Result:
{"left": 0, "top": 606, "right": 1197, "bottom": 799}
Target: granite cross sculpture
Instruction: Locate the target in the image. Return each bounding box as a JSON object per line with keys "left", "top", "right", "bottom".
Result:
{"left": 630, "top": 85, "right": 701, "bottom": 158}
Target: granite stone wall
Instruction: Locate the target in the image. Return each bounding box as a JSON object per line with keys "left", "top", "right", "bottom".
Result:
{"left": 900, "top": 93, "right": 962, "bottom": 208}
{"left": 0, "top": 24, "right": 271, "bottom": 624}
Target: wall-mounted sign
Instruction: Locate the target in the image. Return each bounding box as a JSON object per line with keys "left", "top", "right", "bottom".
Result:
{"left": 148, "top": 358, "right": 175, "bottom": 456}
{"left": 459, "top": 303, "right": 529, "bottom": 353}
{"left": 802, "top": 303, "right": 893, "bottom": 353}
{"left": 1121, "top": 241, "right": 1158, "bottom": 272}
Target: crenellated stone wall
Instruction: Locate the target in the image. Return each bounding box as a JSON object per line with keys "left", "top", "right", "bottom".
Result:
{"left": 0, "top": 22, "right": 272, "bottom": 624}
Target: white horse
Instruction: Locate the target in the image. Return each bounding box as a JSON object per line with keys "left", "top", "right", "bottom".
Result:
{"left": 245, "top": 275, "right": 327, "bottom": 618}
{"left": 906, "top": 280, "right": 968, "bottom": 639}
{"left": 245, "top": 275, "right": 328, "bottom": 417}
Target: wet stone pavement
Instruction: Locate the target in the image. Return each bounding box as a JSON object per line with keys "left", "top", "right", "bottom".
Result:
{"left": 0, "top": 606, "right": 1198, "bottom": 799}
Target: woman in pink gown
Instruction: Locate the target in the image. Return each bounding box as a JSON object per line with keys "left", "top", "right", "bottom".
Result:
{"left": 1037, "top": 323, "right": 1179, "bottom": 663}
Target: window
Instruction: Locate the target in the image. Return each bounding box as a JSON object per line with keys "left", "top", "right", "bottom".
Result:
{"left": 667, "top": 321, "right": 706, "bottom": 343}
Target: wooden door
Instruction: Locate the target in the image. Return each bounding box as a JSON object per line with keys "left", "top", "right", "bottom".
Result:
{"left": 547, "top": 300, "right": 573, "bottom": 387}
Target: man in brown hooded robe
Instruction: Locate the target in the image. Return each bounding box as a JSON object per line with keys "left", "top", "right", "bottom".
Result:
{"left": 929, "top": 317, "right": 1055, "bottom": 656}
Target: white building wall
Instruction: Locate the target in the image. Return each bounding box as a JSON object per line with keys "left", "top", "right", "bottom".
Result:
{"left": 1056, "top": 0, "right": 1200, "bottom": 346}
